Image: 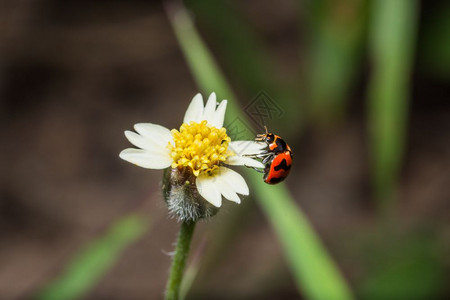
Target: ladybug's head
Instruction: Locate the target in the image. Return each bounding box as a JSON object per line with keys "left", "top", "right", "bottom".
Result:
{"left": 263, "top": 133, "right": 275, "bottom": 143}
{"left": 256, "top": 126, "right": 275, "bottom": 144}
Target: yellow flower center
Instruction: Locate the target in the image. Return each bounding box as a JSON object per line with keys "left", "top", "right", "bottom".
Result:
{"left": 168, "top": 120, "right": 233, "bottom": 176}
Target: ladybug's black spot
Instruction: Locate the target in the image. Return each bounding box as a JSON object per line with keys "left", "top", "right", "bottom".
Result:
{"left": 269, "top": 176, "right": 285, "bottom": 184}
{"left": 270, "top": 137, "right": 289, "bottom": 154}
{"left": 274, "top": 159, "right": 291, "bottom": 171}
{"left": 275, "top": 138, "right": 287, "bottom": 153}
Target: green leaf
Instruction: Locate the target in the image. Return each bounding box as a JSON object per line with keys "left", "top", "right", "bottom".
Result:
{"left": 367, "top": 0, "right": 419, "bottom": 211}
{"left": 36, "top": 214, "right": 150, "bottom": 300}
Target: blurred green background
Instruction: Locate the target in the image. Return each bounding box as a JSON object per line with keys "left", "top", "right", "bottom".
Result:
{"left": 1, "top": 0, "right": 449, "bottom": 299}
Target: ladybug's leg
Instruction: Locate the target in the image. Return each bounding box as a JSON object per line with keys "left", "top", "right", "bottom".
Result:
{"left": 245, "top": 166, "right": 265, "bottom": 173}
{"left": 243, "top": 151, "right": 271, "bottom": 159}
{"left": 262, "top": 155, "right": 273, "bottom": 164}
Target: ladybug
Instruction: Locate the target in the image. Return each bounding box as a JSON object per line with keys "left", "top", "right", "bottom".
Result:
{"left": 247, "top": 127, "right": 293, "bottom": 184}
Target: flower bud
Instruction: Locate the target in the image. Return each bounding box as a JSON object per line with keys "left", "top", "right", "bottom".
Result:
{"left": 162, "top": 167, "right": 219, "bottom": 222}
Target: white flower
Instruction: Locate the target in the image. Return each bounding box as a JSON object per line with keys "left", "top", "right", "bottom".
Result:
{"left": 120, "top": 92, "right": 265, "bottom": 207}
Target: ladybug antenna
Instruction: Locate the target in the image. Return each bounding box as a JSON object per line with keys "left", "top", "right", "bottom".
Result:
{"left": 256, "top": 125, "right": 269, "bottom": 141}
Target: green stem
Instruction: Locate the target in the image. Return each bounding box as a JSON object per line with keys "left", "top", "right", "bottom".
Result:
{"left": 165, "top": 221, "right": 196, "bottom": 300}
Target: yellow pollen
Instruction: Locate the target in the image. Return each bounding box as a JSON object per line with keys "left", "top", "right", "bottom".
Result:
{"left": 168, "top": 121, "right": 234, "bottom": 176}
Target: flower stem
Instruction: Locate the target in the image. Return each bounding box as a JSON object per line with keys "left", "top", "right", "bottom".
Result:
{"left": 165, "top": 221, "right": 196, "bottom": 300}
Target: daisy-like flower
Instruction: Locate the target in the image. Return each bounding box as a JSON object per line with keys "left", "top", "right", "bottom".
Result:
{"left": 120, "top": 93, "right": 265, "bottom": 220}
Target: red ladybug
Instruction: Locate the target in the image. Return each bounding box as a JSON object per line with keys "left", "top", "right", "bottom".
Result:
{"left": 247, "top": 127, "right": 293, "bottom": 184}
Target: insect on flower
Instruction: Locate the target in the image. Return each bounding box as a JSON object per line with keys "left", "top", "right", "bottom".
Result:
{"left": 119, "top": 93, "right": 267, "bottom": 215}
{"left": 245, "top": 126, "right": 293, "bottom": 184}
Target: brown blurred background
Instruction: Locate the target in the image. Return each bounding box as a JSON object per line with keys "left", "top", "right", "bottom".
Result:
{"left": 1, "top": 0, "right": 449, "bottom": 299}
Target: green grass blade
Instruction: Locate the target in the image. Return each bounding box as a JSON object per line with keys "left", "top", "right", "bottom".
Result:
{"left": 367, "top": 0, "right": 419, "bottom": 211}
{"left": 36, "top": 214, "right": 150, "bottom": 300}
{"left": 184, "top": 0, "right": 301, "bottom": 133}
{"left": 167, "top": 6, "right": 353, "bottom": 300}
{"left": 184, "top": 0, "right": 277, "bottom": 94}
{"left": 247, "top": 177, "right": 353, "bottom": 300}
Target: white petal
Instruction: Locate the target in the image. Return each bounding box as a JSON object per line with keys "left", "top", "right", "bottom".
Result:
{"left": 214, "top": 172, "right": 241, "bottom": 203}
{"left": 210, "top": 100, "right": 227, "bottom": 128}
{"left": 119, "top": 148, "right": 172, "bottom": 169}
{"left": 217, "top": 167, "right": 249, "bottom": 196}
{"left": 226, "top": 156, "right": 265, "bottom": 169}
{"left": 202, "top": 92, "right": 217, "bottom": 125}
{"left": 196, "top": 174, "right": 222, "bottom": 207}
{"left": 124, "top": 130, "right": 171, "bottom": 153}
{"left": 229, "top": 140, "right": 266, "bottom": 156}
{"left": 133, "top": 123, "right": 173, "bottom": 147}
{"left": 183, "top": 93, "right": 204, "bottom": 124}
